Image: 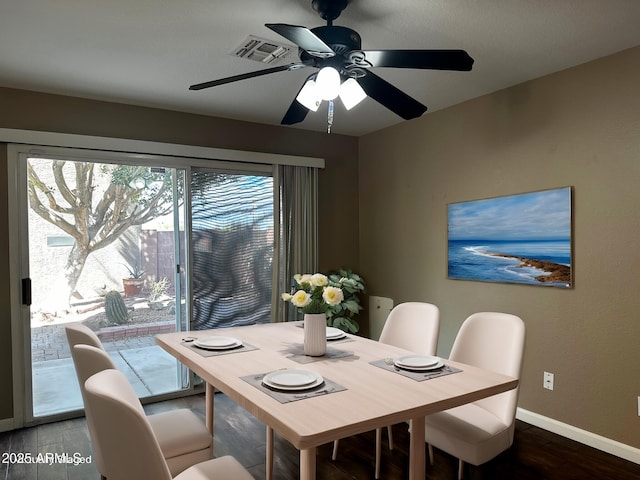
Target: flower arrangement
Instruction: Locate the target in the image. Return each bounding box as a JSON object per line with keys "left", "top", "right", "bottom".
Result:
{"left": 281, "top": 273, "right": 344, "bottom": 314}
{"left": 281, "top": 269, "right": 365, "bottom": 333}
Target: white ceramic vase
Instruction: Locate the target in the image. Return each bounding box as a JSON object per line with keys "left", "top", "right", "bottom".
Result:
{"left": 303, "top": 313, "right": 327, "bottom": 356}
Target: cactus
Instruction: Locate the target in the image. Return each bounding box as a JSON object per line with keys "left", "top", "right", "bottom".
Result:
{"left": 105, "top": 290, "right": 129, "bottom": 325}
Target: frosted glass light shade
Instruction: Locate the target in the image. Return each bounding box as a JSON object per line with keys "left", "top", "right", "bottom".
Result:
{"left": 339, "top": 78, "right": 367, "bottom": 110}
{"left": 296, "top": 79, "right": 321, "bottom": 111}
{"left": 316, "top": 67, "right": 341, "bottom": 100}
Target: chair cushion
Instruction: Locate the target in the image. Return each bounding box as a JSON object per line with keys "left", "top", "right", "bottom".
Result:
{"left": 425, "top": 402, "right": 514, "bottom": 466}
{"left": 174, "top": 455, "right": 254, "bottom": 480}
{"left": 147, "top": 409, "right": 212, "bottom": 459}
{"left": 165, "top": 448, "right": 213, "bottom": 477}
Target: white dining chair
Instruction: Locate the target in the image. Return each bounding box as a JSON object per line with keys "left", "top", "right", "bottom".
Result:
{"left": 66, "top": 323, "right": 213, "bottom": 477}
{"left": 83, "top": 368, "right": 254, "bottom": 480}
{"left": 332, "top": 302, "right": 440, "bottom": 479}
{"left": 65, "top": 321, "right": 104, "bottom": 350}
{"left": 425, "top": 312, "right": 526, "bottom": 479}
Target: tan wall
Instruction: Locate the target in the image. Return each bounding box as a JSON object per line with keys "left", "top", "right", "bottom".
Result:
{"left": 358, "top": 46, "right": 640, "bottom": 448}
{"left": 0, "top": 88, "right": 359, "bottom": 421}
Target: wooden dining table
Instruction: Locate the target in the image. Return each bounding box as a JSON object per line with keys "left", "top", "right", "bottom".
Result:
{"left": 155, "top": 321, "right": 518, "bottom": 480}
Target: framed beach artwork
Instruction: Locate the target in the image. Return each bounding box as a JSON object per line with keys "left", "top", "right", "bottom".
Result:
{"left": 447, "top": 186, "right": 573, "bottom": 288}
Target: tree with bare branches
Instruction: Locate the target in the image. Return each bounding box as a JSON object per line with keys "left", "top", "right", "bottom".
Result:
{"left": 27, "top": 159, "right": 179, "bottom": 302}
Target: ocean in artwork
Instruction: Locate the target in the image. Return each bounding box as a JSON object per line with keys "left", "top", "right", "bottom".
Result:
{"left": 447, "top": 239, "right": 571, "bottom": 287}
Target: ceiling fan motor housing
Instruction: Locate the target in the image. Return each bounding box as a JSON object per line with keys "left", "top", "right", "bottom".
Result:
{"left": 300, "top": 25, "right": 361, "bottom": 64}
{"left": 312, "top": 0, "right": 349, "bottom": 21}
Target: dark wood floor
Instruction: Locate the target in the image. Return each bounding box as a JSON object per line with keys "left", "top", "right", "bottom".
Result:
{"left": 2, "top": 392, "right": 639, "bottom": 480}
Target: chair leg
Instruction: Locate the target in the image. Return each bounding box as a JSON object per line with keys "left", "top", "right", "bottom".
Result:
{"left": 458, "top": 459, "right": 464, "bottom": 480}
{"left": 331, "top": 439, "right": 339, "bottom": 461}
{"left": 387, "top": 424, "right": 394, "bottom": 450}
{"left": 428, "top": 444, "right": 434, "bottom": 466}
{"left": 266, "top": 426, "right": 274, "bottom": 480}
{"left": 375, "top": 427, "right": 382, "bottom": 479}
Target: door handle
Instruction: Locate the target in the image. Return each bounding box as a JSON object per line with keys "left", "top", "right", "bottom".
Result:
{"left": 21, "top": 278, "right": 32, "bottom": 306}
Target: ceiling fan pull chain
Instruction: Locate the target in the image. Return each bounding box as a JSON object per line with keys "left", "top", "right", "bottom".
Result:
{"left": 327, "top": 99, "right": 334, "bottom": 133}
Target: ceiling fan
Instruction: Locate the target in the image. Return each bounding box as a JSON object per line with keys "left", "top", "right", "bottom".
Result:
{"left": 189, "top": 0, "right": 474, "bottom": 128}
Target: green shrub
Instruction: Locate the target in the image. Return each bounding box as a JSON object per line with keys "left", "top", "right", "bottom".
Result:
{"left": 326, "top": 268, "right": 365, "bottom": 333}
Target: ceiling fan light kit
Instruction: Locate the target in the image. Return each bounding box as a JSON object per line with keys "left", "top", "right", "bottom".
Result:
{"left": 190, "top": 0, "right": 474, "bottom": 130}
{"left": 339, "top": 77, "right": 367, "bottom": 110}
{"left": 296, "top": 79, "right": 321, "bottom": 111}
{"left": 296, "top": 73, "right": 366, "bottom": 112}
{"left": 316, "top": 66, "right": 341, "bottom": 100}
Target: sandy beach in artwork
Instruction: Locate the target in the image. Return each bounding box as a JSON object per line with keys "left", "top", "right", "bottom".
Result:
{"left": 489, "top": 253, "right": 571, "bottom": 284}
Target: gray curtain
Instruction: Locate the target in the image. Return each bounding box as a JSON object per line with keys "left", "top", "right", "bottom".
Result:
{"left": 272, "top": 164, "right": 318, "bottom": 322}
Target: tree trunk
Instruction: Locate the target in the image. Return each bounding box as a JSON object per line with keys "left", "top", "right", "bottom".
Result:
{"left": 64, "top": 243, "right": 91, "bottom": 303}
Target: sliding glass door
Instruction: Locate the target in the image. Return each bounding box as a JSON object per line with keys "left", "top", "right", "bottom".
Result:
{"left": 20, "top": 151, "right": 189, "bottom": 420}
{"left": 7, "top": 140, "right": 312, "bottom": 425}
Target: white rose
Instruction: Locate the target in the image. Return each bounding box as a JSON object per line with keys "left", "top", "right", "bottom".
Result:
{"left": 310, "top": 273, "right": 328, "bottom": 288}
{"left": 291, "top": 290, "right": 311, "bottom": 308}
{"left": 322, "top": 286, "right": 344, "bottom": 306}
{"left": 281, "top": 293, "right": 292, "bottom": 301}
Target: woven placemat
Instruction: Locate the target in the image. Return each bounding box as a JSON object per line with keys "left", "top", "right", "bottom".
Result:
{"left": 181, "top": 341, "right": 259, "bottom": 357}
{"left": 369, "top": 359, "right": 462, "bottom": 382}
{"left": 242, "top": 371, "right": 347, "bottom": 403}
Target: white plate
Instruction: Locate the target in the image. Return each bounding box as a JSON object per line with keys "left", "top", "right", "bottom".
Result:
{"left": 262, "top": 370, "right": 324, "bottom": 391}
{"left": 394, "top": 355, "right": 441, "bottom": 369}
{"left": 265, "top": 369, "right": 318, "bottom": 387}
{"left": 326, "top": 327, "right": 346, "bottom": 339}
{"left": 194, "top": 336, "right": 242, "bottom": 350}
{"left": 395, "top": 360, "right": 444, "bottom": 372}
{"left": 395, "top": 354, "right": 440, "bottom": 368}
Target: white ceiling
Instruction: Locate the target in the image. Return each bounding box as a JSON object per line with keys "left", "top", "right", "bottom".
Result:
{"left": 1, "top": 0, "right": 640, "bottom": 136}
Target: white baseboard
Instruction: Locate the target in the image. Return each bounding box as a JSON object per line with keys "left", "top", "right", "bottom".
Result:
{"left": 517, "top": 408, "right": 640, "bottom": 465}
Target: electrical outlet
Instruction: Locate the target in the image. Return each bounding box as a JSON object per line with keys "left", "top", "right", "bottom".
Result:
{"left": 543, "top": 371, "right": 554, "bottom": 390}
{"left": 637, "top": 396, "right": 640, "bottom": 416}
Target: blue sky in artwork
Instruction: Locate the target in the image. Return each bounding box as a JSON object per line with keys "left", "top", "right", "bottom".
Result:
{"left": 448, "top": 187, "right": 571, "bottom": 241}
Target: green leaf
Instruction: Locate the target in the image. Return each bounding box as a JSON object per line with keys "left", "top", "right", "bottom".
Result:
{"left": 343, "top": 299, "right": 361, "bottom": 314}
{"left": 333, "top": 317, "right": 359, "bottom": 333}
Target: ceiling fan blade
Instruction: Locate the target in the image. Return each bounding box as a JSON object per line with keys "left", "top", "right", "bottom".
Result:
{"left": 360, "top": 49, "right": 474, "bottom": 71}
{"left": 358, "top": 71, "right": 427, "bottom": 120}
{"left": 265, "top": 23, "right": 335, "bottom": 58}
{"left": 281, "top": 99, "right": 310, "bottom": 125}
{"left": 189, "top": 62, "right": 309, "bottom": 90}
{"left": 280, "top": 74, "right": 315, "bottom": 125}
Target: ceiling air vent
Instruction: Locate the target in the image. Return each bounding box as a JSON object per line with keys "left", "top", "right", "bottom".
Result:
{"left": 231, "top": 35, "right": 293, "bottom": 65}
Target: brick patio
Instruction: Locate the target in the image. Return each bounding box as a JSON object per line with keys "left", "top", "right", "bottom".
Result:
{"left": 31, "top": 320, "right": 175, "bottom": 362}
